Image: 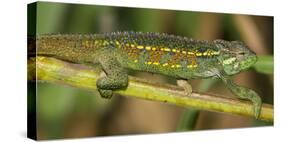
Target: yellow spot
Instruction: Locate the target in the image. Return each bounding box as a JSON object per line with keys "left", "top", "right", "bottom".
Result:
{"left": 196, "top": 53, "right": 202, "bottom": 56}
{"left": 203, "top": 50, "right": 220, "bottom": 56}
{"left": 152, "top": 47, "right": 157, "bottom": 51}
{"left": 213, "top": 51, "right": 220, "bottom": 55}
{"left": 176, "top": 50, "right": 180, "bottom": 53}
{"left": 182, "top": 51, "right": 187, "bottom": 54}
{"left": 94, "top": 40, "right": 99, "bottom": 45}
{"left": 172, "top": 49, "right": 177, "bottom": 52}
{"left": 164, "top": 48, "right": 171, "bottom": 52}
{"left": 147, "top": 61, "right": 152, "bottom": 65}
{"left": 103, "top": 41, "right": 109, "bottom": 46}
{"left": 188, "top": 52, "right": 195, "bottom": 55}
{"left": 187, "top": 64, "right": 198, "bottom": 68}
{"left": 162, "top": 63, "right": 169, "bottom": 66}
{"left": 171, "top": 65, "right": 175, "bottom": 68}
{"left": 203, "top": 52, "right": 208, "bottom": 56}
{"left": 83, "top": 41, "right": 90, "bottom": 47}
{"left": 145, "top": 46, "right": 151, "bottom": 50}
{"left": 176, "top": 64, "right": 181, "bottom": 68}
{"left": 134, "top": 60, "right": 138, "bottom": 63}
{"left": 223, "top": 57, "right": 236, "bottom": 65}
{"left": 115, "top": 41, "right": 120, "bottom": 45}
{"left": 153, "top": 62, "right": 160, "bottom": 65}
{"left": 137, "top": 45, "right": 144, "bottom": 49}
{"left": 131, "top": 44, "right": 135, "bottom": 48}
{"left": 126, "top": 43, "right": 130, "bottom": 47}
{"left": 160, "top": 48, "right": 164, "bottom": 51}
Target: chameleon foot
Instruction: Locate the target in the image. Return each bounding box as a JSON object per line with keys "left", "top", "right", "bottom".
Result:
{"left": 98, "top": 89, "right": 113, "bottom": 99}
{"left": 177, "top": 80, "right": 192, "bottom": 95}
{"left": 96, "top": 54, "right": 128, "bottom": 99}
{"left": 234, "top": 86, "right": 262, "bottom": 118}
{"left": 217, "top": 71, "right": 262, "bottom": 119}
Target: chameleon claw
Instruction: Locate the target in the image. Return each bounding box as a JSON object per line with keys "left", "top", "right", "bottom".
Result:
{"left": 98, "top": 89, "right": 113, "bottom": 99}
{"left": 239, "top": 87, "right": 262, "bottom": 119}
{"left": 231, "top": 86, "right": 262, "bottom": 119}
{"left": 250, "top": 89, "right": 262, "bottom": 119}
{"left": 177, "top": 80, "right": 193, "bottom": 95}
{"left": 254, "top": 101, "right": 262, "bottom": 119}
{"left": 218, "top": 73, "right": 262, "bottom": 119}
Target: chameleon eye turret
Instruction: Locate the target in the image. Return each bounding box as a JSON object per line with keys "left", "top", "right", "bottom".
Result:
{"left": 230, "top": 41, "right": 257, "bottom": 71}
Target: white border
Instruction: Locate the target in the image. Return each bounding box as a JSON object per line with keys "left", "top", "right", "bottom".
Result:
{"left": 0, "top": 0, "right": 279, "bottom": 142}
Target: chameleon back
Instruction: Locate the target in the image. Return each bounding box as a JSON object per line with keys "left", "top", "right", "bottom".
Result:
{"left": 103, "top": 32, "right": 221, "bottom": 79}
{"left": 34, "top": 32, "right": 255, "bottom": 79}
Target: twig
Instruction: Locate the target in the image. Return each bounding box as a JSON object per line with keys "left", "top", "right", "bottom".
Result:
{"left": 28, "top": 56, "right": 273, "bottom": 122}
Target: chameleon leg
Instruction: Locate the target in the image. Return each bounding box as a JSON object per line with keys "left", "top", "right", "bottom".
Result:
{"left": 177, "top": 80, "right": 192, "bottom": 95}
{"left": 219, "top": 74, "right": 262, "bottom": 118}
{"left": 96, "top": 53, "right": 128, "bottom": 99}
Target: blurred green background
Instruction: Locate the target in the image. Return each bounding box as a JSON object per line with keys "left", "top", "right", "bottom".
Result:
{"left": 28, "top": 2, "right": 273, "bottom": 140}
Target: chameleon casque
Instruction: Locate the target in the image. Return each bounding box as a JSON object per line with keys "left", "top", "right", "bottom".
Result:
{"left": 32, "top": 31, "right": 261, "bottom": 118}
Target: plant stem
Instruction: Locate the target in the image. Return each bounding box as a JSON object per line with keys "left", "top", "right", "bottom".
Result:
{"left": 28, "top": 56, "right": 274, "bottom": 122}
{"left": 177, "top": 108, "right": 200, "bottom": 131}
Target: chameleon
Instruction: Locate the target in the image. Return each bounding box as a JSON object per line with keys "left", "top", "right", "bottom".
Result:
{"left": 30, "top": 31, "right": 262, "bottom": 118}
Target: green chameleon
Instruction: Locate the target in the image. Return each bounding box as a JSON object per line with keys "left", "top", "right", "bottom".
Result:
{"left": 32, "top": 31, "right": 261, "bottom": 118}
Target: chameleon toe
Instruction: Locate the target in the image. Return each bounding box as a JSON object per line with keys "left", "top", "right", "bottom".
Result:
{"left": 98, "top": 89, "right": 113, "bottom": 99}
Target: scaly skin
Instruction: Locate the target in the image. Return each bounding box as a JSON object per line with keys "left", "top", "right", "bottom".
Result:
{"left": 32, "top": 31, "right": 261, "bottom": 118}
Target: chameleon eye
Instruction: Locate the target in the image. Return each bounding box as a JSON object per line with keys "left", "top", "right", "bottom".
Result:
{"left": 238, "top": 52, "right": 245, "bottom": 55}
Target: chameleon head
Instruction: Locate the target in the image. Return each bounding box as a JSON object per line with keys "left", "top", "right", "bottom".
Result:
{"left": 214, "top": 39, "right": 257, "bottom": 75}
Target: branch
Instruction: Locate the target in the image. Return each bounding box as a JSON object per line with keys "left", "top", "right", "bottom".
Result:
{"left": 28, "top": 56, "right": 273, "bottom": 122}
